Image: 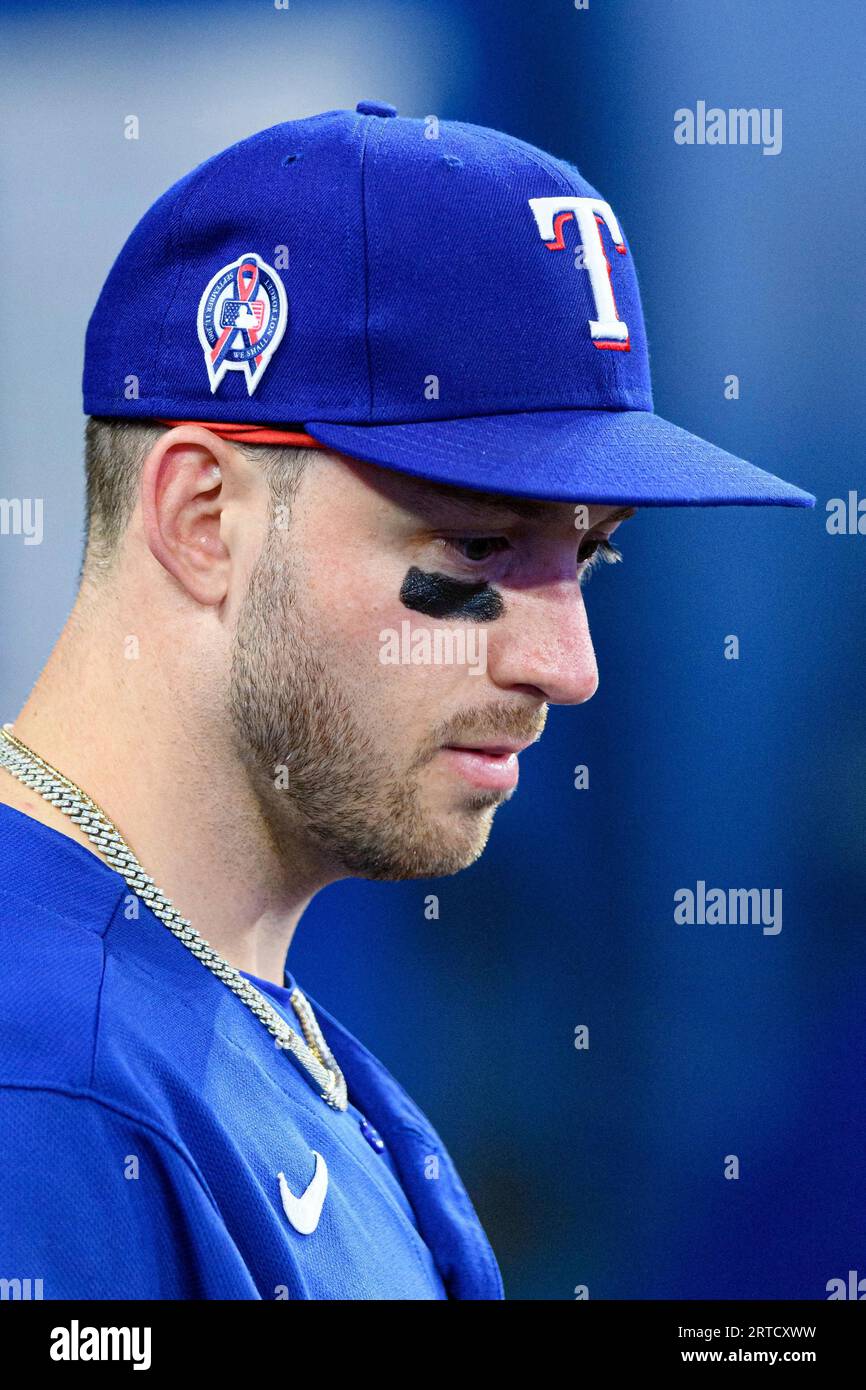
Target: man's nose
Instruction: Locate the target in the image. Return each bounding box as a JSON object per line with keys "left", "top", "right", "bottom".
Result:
{"left": 487, "top": 581, "right": 600, "bottom": 705}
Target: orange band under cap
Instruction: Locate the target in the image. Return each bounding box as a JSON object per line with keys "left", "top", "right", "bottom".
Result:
{"left": 156, "top": 419, "right": 330, "bottom": 448}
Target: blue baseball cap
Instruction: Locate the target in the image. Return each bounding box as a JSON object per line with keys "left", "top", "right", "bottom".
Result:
{"left": 83, "top": 100, "right": 815, "bottom": 509}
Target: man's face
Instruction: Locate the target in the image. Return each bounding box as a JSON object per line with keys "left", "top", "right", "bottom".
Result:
{"left": 228, "top": 449, "right": 634, "bottom": 880}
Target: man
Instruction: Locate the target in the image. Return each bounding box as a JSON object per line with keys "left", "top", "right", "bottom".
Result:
{"left": 0, "top": 102, "right": 813, "bottom": 1300}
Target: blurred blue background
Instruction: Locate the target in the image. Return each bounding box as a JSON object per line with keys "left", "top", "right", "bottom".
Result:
{"left": 1, "top": 0, "right": 864, "bottom": 1299}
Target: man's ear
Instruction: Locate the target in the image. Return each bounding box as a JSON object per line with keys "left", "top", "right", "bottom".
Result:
{"left": 139, "top": 425, "right": 250, "bottom": 605}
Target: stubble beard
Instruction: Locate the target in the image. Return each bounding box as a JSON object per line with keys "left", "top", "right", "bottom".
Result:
{"left": 227, "top": 532, "right": 499, "bottom": 881}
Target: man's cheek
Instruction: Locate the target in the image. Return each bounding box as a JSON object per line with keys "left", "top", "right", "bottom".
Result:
{"left": 375, "top": 616, "right": 490, "bottom": 683}
{"left": 303, "top": 564, "right": 388, "bottom": 641}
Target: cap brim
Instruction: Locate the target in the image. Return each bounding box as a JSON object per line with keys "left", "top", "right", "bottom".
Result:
{"left": 304, "top": 408, "right": 815, "bottom": 508}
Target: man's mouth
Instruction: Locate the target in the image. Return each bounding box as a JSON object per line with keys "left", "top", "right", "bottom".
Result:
{"left": 438, "top": 740, "right": 531, "bottom": 791}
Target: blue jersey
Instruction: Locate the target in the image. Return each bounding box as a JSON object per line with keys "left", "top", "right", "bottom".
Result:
{"left": 0, "top": 804, "right": 503, "bottom": 1299}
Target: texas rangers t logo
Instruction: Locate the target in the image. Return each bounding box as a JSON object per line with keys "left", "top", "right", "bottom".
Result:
{"left": 528, "top": 196, "right": 630, "bottom": 350}
{"left": 197, "top": 252, "right": 288, "bottom": 395}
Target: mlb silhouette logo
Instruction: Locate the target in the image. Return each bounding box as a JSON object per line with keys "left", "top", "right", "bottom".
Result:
{"left": 220, "top": 299, "right": 265, "bottom": 332}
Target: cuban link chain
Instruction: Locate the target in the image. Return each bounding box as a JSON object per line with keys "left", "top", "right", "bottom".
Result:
{"left": 0, "top": 723, "right": 347, "bottom": 1111}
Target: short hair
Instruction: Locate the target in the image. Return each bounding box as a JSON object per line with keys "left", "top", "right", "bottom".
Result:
{"left": 82, "top": 417, "right": 313, "bottom": 579}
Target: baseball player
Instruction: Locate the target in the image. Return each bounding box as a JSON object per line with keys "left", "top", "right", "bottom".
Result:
{"left": 0, "top": 101, "right": 814, "bottom": 1300}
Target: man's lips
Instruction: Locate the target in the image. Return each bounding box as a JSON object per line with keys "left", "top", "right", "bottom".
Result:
{"left": 438, "top": 739, "right": 534, "bottom": 791}
{"left": 445, "top": 739, "right": 536, "bottom": 756}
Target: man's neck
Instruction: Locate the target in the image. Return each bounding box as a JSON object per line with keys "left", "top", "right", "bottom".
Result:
{"left": 1, "top": 591, "right": 334, "bottom": 986}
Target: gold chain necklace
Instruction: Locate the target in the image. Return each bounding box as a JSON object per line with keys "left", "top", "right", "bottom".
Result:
{"left": 0, "top": 723, "right": 347, "bottom": 1110}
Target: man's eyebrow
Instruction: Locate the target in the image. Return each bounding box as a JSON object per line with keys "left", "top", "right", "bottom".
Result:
{"left": 410, "top": 481, "right": 637, "bottom": 526}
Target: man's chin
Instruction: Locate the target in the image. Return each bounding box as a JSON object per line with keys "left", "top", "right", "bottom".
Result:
{"left": 266, "top": 772, "right": 507, "bottom": 882}
{"left": 357, "top": 798, "right": 501, "bottom": 881}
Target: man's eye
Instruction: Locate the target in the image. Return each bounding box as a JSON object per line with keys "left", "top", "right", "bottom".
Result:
{"left": 577, "top": 536, "right": 623, "bottom": 582}
{"left": 437, "top": 534, "right": 622, "bottom": 575}
{"left": 442, "top": 536, "right": 511, "bottom": 564}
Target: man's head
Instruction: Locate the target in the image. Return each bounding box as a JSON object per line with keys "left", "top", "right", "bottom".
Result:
{"left": 76, "top": 107, "right": 812, "bottom": 885}
{"left": 81, "top": 420, "right": 633, "bottom": 881}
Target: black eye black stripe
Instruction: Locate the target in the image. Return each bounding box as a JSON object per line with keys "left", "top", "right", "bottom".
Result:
{"left": 399, "top": 567, "right": 505, "bottom": 622}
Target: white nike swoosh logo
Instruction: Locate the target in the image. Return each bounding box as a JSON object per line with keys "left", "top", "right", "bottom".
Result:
{"left": 277, "top": 1151, "right": 328, "bottom": 1235}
